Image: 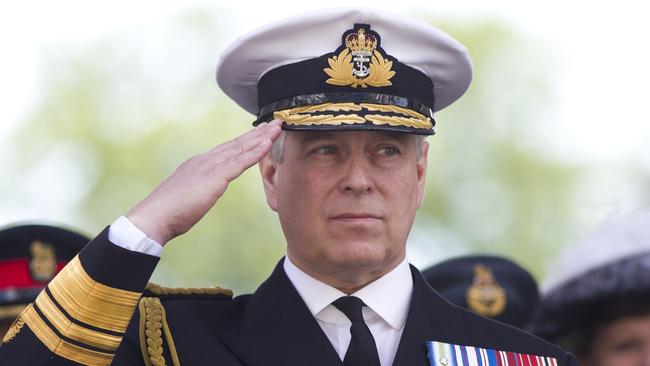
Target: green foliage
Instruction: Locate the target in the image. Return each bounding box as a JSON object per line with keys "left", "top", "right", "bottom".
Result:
{"left": 406, "top": 18, "right": 579, "bottom": 277}
{"left": 7, "top": 11, "right": 583, "bottom": 291}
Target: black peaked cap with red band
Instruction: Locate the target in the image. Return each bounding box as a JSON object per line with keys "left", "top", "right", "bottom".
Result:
{"left": 0, "top": 224, "right": 89, "bottom": 320}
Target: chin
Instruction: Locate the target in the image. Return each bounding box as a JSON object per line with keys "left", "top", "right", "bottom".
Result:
{"left": 328, "top": 242, "right": 389, "bottom": 269}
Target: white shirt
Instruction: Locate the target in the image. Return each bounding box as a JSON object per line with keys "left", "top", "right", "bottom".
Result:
{"left": 109, "top": 216, "right": 164, "bottom": 257}
{"left": 108, "top": 216, "right": 414, "bottom": 366}
{"left": 284, "top": 256, "right": 412, "bottom": 366}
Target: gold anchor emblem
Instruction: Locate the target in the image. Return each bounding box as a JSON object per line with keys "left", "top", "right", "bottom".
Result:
{"left": 324, "top": 27, "right": 396, "bottom": 88}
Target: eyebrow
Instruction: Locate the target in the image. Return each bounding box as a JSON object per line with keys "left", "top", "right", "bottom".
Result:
{"left": 378, "top": 131, "right": 412, "bottom": 143}
{"left": 297, "top": 132, "right": 338, "bottom": 147}
{"left": 299, "top": 131, "right": 412, "bottom": 141}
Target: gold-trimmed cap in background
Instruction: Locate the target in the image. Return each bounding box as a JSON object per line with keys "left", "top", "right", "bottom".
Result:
{"left": 0, "top": 224, "right": 89, "bottom": 322}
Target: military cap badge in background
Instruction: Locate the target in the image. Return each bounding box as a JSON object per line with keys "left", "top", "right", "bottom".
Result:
{"left": 422, "top": 255, "right": 540, "bottom": 330}
{"left": 0, "top": 224, "right": 89, "bottom": 338}
{"left": 216, "top": 8, "right": 472, "bottom": 135}
{"left": 534, "top": 209, "right": 650, "bottom": 358}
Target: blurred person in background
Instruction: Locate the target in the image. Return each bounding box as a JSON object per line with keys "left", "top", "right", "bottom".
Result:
{"left": 535, "top": 210, "right": 650, "bottom": 366}
{"left": 0, "top": 224, "right": 88, "bottom": 340}
{"left": 422, "top": 255, "right": 540, "bottom": 331}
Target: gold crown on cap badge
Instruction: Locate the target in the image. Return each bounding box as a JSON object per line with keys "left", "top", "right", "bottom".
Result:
{"left": 345, "top": 28, "right": 377, "bottom": 56}
{"left": 324, "top": 26, "right": 396, "bottom": 88}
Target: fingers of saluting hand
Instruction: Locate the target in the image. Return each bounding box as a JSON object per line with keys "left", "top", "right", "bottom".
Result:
{"left": 125, "top": 119, "right": 283, "bottom": 245}
{"left": 208, "top": 119, "right": 282, "bottom": 159}
{"left": 206, "top": 119, "right": 282, "bottom": 181}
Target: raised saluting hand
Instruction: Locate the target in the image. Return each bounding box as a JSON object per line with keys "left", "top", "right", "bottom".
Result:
{"left": 126, "top": 119, "right": 282, "bottom": 245}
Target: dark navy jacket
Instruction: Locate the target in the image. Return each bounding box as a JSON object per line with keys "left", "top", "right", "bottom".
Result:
{"left": 0, "top": 228, "right": 578, "bottom": 365}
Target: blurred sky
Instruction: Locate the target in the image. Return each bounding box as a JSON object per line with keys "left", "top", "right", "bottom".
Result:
{"left": 1, "top": 0, "right": 648, "bottom": 232}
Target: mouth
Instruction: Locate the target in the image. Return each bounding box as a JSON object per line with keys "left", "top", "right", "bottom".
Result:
{"left": 330, "top": 213, "right": 382, "bottom": 222}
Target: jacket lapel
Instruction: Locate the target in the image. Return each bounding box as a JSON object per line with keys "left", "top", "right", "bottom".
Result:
{"left": 220, "top": 258, "right": 342, "bottom": 366}
{"left": 391, "top": 265, "right": 467, "bottom": 366}
{"left": 220, "top": 261, "right": 468, "bottom": 366}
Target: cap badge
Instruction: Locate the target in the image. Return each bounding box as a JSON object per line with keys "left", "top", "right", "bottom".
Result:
{"left": 324, "top": 25, "right": 396, "bottom": 88}
{"left": 29, "top": 240, "right": 58, "bottom": 282}
{"left": 466, "top": 264, "right": 506, "bottom": 317}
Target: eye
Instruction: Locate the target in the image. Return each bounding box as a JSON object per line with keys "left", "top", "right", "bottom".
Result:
{"left": 312, "top": 145, "right": 338, "bottom": 155}
{"left": 378, "top": 146, "right": 400, "bottom": 156}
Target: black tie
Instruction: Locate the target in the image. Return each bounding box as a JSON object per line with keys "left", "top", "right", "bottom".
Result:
{"left": 332, "top": 296, "right": 381, "bottom": 366}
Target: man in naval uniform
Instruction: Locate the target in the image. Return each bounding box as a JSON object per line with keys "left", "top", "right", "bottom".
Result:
{"left": 0, "top": 8, "right": 578, "bottom": 366}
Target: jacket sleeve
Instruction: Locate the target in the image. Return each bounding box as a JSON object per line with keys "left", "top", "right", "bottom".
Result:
{"left": 0, "top": 227, "right": 159, "bottom": 366}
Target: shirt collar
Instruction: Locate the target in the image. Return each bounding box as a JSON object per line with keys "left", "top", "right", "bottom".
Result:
{"left": 284, "top": 256, "right": 346, "bottom": 316}
{"left": 283, "top": 255, "right": 413, "bottom": 331}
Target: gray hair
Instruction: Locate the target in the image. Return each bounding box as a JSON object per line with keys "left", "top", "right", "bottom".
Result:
{"left": 269, "top": 131, "right": 426, "bottom": 163}
{"left": 270, "top": 131, "right": 287, "bottom": 162}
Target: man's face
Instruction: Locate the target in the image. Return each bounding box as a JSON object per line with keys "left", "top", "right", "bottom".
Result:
{"left": 260, "top": 130, "right": 428, "bottom": 281}
{"left": 583, "top": 314, "right": 650, "bottom": 366}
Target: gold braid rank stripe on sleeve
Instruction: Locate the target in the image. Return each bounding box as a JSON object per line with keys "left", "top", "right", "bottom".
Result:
{"left": 21, "top": 304, "right": 115, "bottom": 366}
{"left": 16, "top": 255, "right": 141, "bottom": 365}
{"left": 47, "top": 256, "right": 141, "bottom": 333}
{"left": 34, "top": 290, "right": 123, "bottom": 351}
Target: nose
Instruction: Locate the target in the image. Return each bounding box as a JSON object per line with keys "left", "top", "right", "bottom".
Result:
{"left": 338, "top": 153, "right": 374, "bottom": 195}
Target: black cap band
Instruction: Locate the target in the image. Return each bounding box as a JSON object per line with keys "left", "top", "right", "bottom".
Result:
{"left": 255, "top": 23, "right": 436, "bottom": 134}
{"left": 256, "top": 92, "right": 435, "bottom": 126}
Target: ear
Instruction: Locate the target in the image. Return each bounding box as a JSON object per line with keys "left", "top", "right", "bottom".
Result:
{"left": 259, "top": 155, "right": 279, "bottom": 212}
{"left": 416, "top": 141, "right": 429, "bottom": 208}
